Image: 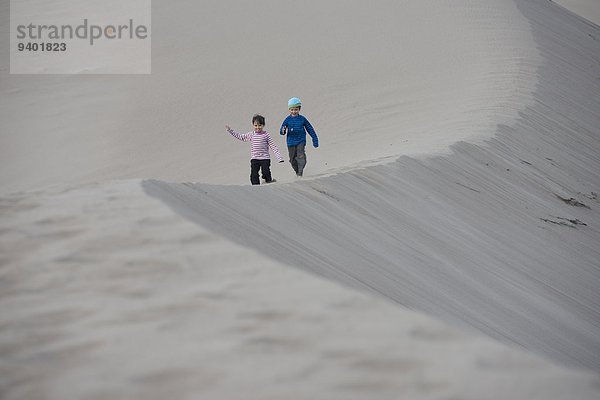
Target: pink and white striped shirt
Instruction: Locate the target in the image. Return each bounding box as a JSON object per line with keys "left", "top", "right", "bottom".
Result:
{"left": 227, "top": 127, "right": 284, "bottom": 162}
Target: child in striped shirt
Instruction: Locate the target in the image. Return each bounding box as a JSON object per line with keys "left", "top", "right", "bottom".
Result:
{"left": 226, "top": 114, "right": 284, "bottom": 185}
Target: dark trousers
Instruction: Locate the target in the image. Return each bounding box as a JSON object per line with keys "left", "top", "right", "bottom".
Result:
{"left": 250, "top": 159, "right": 272, "bottom": 185}
{"left": 287, "top": 142, "right": 306, "bottom": 176}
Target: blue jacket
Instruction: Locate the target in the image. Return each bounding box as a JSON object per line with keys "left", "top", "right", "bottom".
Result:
{"left": 280, "top": 115, "right": 319, "bottom": 147}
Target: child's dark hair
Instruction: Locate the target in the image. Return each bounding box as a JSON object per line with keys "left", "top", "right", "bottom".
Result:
{"left": 252, "top": 114, "right": 265, "bottom": 125}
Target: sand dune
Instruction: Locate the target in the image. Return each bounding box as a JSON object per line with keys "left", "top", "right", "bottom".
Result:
{"left": 146, "top": 0, "right": 600, "bottom": 371}
{"left": 2, "top": 0, "right": 600, "bottom": 398}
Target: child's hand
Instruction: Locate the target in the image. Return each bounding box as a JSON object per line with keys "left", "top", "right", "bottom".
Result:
{"left": 225, "top": 125, "right": 231, "bottom": 131}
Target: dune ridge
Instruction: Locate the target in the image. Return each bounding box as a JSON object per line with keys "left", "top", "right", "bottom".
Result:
{"left": 145, "top": 0, "right": 600, "bottom": 371}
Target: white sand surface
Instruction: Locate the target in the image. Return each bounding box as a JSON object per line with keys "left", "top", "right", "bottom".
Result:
{"left": 2, "top": 180, "right": 598, "bottom": 399}
{"left": 2, "top": 0, "right": 600, "bottom": 398}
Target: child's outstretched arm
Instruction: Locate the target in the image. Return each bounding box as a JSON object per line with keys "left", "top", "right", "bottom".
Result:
{"left": 225, "top": 125, "right": 250, "bottom": 141}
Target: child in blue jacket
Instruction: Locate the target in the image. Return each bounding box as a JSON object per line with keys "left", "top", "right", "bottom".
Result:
{"left": 280, "top": 97, "right": 319, "bottom": 177}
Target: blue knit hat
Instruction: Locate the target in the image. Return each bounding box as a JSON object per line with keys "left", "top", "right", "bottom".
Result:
{"left": 288, "top": 97, "right": 302, "bottom": 109}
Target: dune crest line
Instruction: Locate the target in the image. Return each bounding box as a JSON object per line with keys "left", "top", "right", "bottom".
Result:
{"left": 145, "top": 0, "right": 600, "bottom": 371}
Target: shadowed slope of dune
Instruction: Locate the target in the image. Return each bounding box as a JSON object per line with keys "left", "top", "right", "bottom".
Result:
{"left": 3, "top": 181, "right": 598, "bottom": 399}
{"left": 145, "top": 0, "right": 600, "bottom": 371}
{"left": 553, "top": 0, "right": 600, "bottom": 26}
